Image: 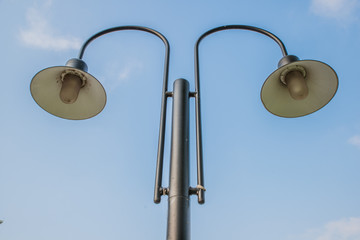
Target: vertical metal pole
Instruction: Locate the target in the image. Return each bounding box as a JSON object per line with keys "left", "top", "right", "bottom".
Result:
{"left": 167, "top": 78, "right": 190, "bottom": 240}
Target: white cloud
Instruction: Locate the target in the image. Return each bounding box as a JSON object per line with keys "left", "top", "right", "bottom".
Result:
{"left": 117, "top": 64, "right": 134, "bottom": 81}
{"left": 348, "top": 135, "right": 360, "bottom": 148}
{"left": 295, "top": 217, "right": 360, "bottom": 240}
{"left": 316, "top": 217, "right": 360, "bottom": 240}
{"left": 101, "top": 60, "right": 144, "bottom": 91}
{"left": 19, "top": 5, "right": 81, "bottom": 51}
{"left": 116, "top": 61, "right": 144, "bottom": 81}
{"left": 310, "top": 0, "right": 359, "bottom": 21}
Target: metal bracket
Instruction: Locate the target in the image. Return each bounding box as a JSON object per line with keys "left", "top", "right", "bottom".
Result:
{"left": 189, "top": 185, "right": 206, "bottom": 196}
{"left": 160, "top": 187, "right": 169, "bottom": 196}
{"left": 189, "top": 92, "right": 197, "bottom": 98}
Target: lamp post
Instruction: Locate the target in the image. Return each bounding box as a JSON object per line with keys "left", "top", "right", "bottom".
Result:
{"left": 30, "top": 25, "right": 338, "bottom": 240}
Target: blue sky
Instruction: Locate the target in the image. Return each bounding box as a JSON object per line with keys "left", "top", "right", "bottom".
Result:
{"left": 1, "top": 0, "right": 360, "bottom": 239}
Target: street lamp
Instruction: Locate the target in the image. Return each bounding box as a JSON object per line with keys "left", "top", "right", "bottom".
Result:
{"left": 30, "top": 25, "right": 338, "bottom": 240}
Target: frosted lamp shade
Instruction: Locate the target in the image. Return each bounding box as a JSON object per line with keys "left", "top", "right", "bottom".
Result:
{"left": 261, "top": 60, "right": 338, "bottom": 118}
{"left": 30, "top": 66, "right": 106, "bottom": 120}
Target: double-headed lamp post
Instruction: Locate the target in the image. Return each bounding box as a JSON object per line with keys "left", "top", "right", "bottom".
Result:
{"left": 30, "top": 25, "right": 338, "bottom": 240}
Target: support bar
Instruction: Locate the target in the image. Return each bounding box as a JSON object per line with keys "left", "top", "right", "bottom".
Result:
{"left": 76, "top": 26, "right": 170, "bottom": 204}
{"left": 194, "top": 25, "right": 289, "bottom": 204}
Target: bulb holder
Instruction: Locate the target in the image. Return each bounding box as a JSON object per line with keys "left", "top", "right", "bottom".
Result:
{"left": 279, "top": 65, "right": 306, "bottom": 85}
{"left": 60, "top": 69, "right": 87, "bottom": 87}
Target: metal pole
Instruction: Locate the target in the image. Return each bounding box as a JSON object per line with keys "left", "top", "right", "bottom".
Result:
{"left": 167, "top": 78, "right": 190, "bottom": 240}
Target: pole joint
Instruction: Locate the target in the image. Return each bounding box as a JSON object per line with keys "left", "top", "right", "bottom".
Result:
{"left": 160, "top": 187, "right": 169, "bottom": 196}
{"left": 189, "top": 185, "right": 207, "bottom": 196}
{"left": 189, "top": 92, "right": 197, "bottom": 97}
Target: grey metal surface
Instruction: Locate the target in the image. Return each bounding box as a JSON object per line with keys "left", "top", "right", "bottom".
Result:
{"left": 65, "top": 58, "right": 88, "bottom": 72}
{"left": 167, "top": 79, "right": 190, "bottom": 240}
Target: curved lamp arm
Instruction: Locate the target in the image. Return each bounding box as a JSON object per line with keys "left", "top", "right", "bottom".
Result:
{"left": 78, "top": 26, "right": 170, "bottom": 204}
{"left": 78, "top": 26, "right": 170, "bottom": 59}
{"left": 193, "top": 25, "right": 289, "bottom": 204}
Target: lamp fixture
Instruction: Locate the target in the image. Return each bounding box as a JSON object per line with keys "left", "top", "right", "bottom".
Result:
{"left": 30, "top": 58, "right": 106, "bottom": 120}
{"left": 261, "top": 55, "right": 338, "bottom": 118}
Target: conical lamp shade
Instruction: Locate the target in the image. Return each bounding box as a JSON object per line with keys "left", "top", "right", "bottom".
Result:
{"left": 261, "top": 60, "right": 338, "bottom": 118}
{"left": 30, "top": 65, "right": 106, "bottom": 120}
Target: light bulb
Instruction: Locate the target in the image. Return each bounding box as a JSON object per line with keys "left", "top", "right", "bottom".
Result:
{"left": 285, "top": 70, "right": 308, "bottom": 100}
{"left": 60, "top": 74, "right": 83, "bottom": 104}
